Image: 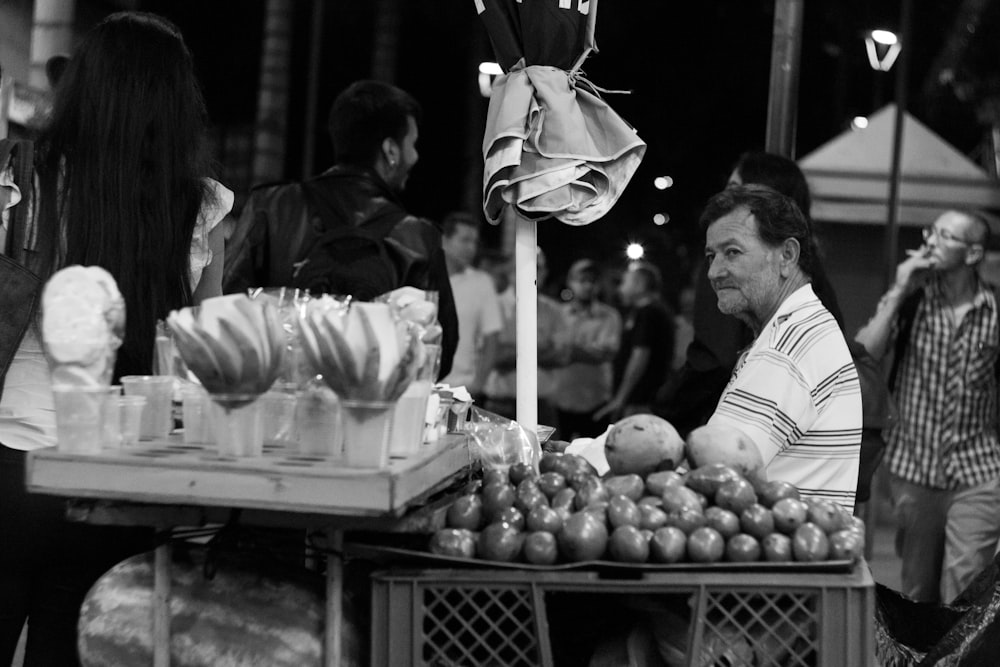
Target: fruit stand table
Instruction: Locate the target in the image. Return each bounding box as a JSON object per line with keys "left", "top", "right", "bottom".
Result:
{"left": 25, "top": 434, "right": 472, "bottom": 667}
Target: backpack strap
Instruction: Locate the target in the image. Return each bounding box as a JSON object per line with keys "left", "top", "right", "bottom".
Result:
{"left": 887, "top": 289, "right": 922, "bottom": 392}
{"left": 0, "top": 138, "right": 41, "bottom": 391}
{"left": 1, "top": 138, "right": 34, "bottom": 260}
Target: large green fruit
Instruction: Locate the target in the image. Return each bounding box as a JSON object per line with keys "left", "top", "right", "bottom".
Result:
{"left": 78, "top": 552, "right": 329, "bottom": 667}
{"left": 605, "top": 414, "right": 684, "bottom": 477}
{"left": 685, "top": 425, "right": 765, "bottom": 481}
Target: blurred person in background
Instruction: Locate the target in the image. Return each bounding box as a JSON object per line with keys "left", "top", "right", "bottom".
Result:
{"left": 595, "top": 261, "right": 674, "bottom": 421}
{"left": 478, "top": 249, "right": 511, "bottom": 295}
{"left": 223, "top": 79, "right": 458, "bottom": 378}
{"left": 658, "top": 151, "right": 844, "bottom": 436}
{"left": 553, "top": 259, "right": 621, "bottom": 439}
{"left": 856, "top": 210, "right": 1000, "bottom": 603}
{"left": 440, "top": 211, "right": 501, "bottom": 400}
{"left": 485, "top": 248, "right": 568, "bottom": 429}
{"left": 0, "top": 13, "right": 232, "bottom": 664}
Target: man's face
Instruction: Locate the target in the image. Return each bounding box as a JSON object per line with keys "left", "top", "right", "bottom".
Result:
{"left": 388, "top": 115, "right": 419, "bottom": 192}
{"left": 443, "top": 223, "right": 479, "bottom": 270}
{"left": 924, "top": 211, "right": 978, "bottom": 272}
{"left": 704, "top": 208, "right": 785, "bottom": 323}
{"left": 568, "top": 273, "right": 597, "bottom": 302}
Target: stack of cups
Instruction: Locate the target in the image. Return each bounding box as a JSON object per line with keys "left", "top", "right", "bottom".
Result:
{"left": 296, "top": 381, "right": 342, "bottom": 459}
{"left": 119, "top": 395, "right": 146, "bottom": 447}
{"left": 52, "top": 383, "right": 148, "bottom": 453}
{"left": 52, "top": 386, "right": 111, "bottom": 454}
{"left": 121, "top": 375, "right": 173, "bottom": 441}
{"left": 181, "top": 383, "right": 212, "bottom": 444}
{"left": 260, "top": 383, "right": 298, "bottom": 448}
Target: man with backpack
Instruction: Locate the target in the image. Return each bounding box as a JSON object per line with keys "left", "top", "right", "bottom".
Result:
{"left": 223, "top": 80, "right": 457, "bottom": 378}
{"left": 857, "top": 209, "right": 1000, "bottom": 604}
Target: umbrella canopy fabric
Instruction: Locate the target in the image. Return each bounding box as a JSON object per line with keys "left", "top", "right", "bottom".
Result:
{"left": 476, "top": 0, "right": 646, "bottom": 226}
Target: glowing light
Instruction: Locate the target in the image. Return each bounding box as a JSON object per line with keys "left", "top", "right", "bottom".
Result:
{"left": 851, "top": 116, "right": 869, "bottom": 130}
{"left": 625, "top": 243, "right": 645, "bottom": 260}
{"left": 653, "top": 176, "right": 673, "bottom": 190}
{"left": 865, "top": 30, "right": 901, "bottom": 71}
{"left": 870, "top": 30, "right": 897, "bottom": 45}
{"left": 653, "top": 213, "right": 669, "bottom": 226}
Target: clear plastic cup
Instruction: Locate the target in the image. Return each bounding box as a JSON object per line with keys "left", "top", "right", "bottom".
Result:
{"left": 295, "top": 383, "right": 342, "bottom": 459}
{"left": 390, "top": 380, "right": 432, "bottom": 458}
{"left": 260, "top": 389, "right": 297, "bottom": 447}
{"left": 53, "top": 386, "right": 107, "bottom": 454}
{"left": 121, "top": 375, "right": 174, "bottom": 440}
{"left": 101, "top": 385, "right": 123, "bottom": 449}
{"left": 208, "top": 394, "right": 262, "bottom": 458}
{"left": 341, "top": 400, "right": 394, "bottom": 468}
{"left": 119, "top": 396, "right": 147, "bottom": 447}
{"left": 181, "top": 384, "right": 211, "bottom": 444}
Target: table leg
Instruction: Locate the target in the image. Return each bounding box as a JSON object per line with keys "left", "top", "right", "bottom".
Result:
{"left": 153, "top": 541, "right": 172, "bottom": 667}
{"left": 325, "top": 530, "right": 343, "bottom": 667}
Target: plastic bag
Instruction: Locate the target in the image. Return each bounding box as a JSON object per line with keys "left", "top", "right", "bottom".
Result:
{"left": 875, "top": 550, "right": 1000, "bottom": 667}
{"left": 464, "top": 406, "right": 541, "bottom": 471}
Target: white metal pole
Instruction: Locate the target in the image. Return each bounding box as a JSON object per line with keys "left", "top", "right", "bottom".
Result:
{"left": 514, "top": 213, "right": 537, "bottom": 435}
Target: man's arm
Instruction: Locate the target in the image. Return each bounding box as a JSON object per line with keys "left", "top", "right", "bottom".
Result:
{"left": 594, "top": 346, "right": 650, "bottom": 420}
{"left": 472, "top": 332, "right": 499, "bottom": 395}
{"left": 855, "top": 250, "right": 933, "bottom": 359}
{"left": 854, "top": 284, "right": 908, "bottom": 360}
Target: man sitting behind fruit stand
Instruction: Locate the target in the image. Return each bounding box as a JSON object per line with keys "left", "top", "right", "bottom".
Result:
{"left": 701, "top": 185, "right": 862, "bottom": 511}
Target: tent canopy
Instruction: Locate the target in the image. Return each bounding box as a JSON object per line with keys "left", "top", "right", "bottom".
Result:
{"left": 799, "top": 104, "right": 1000, "bottom": 227}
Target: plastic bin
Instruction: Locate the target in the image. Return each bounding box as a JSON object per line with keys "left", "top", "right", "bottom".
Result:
{"left": 370, "top": 562, "right": 875, "bottom": 666}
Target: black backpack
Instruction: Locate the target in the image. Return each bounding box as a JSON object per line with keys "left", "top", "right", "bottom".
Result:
{"left": 289, "top": 181, "right": 411, "bottom": 301}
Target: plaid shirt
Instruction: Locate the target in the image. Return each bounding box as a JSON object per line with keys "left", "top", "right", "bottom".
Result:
{"left": 886, "top": 276, "right": 1000, "bottom": 488}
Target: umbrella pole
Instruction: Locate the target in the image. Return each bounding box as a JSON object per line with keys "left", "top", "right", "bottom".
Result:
{"left": 514, "top": 213, "right": 538, "bottom": 436}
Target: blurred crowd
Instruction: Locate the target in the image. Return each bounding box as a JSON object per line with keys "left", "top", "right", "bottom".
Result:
{"left": 438, "top": 208, "right": 689, "bottom": 442}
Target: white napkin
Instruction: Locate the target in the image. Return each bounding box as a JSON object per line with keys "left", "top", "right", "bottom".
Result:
{"left": 565, "top": 424, "right": 614, "bottom": 476}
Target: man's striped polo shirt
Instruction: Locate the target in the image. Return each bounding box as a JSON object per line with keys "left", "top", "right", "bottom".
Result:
{"left": 708, "top": 284, "right": 862, "bottom": 511}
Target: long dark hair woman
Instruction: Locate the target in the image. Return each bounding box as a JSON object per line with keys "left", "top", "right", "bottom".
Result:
{"left": 0, "top": 12, "right": 232, "bottom": 665}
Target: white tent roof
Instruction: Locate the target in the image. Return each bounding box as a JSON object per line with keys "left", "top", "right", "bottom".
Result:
{"left": 799, "top": 104, "right": 1000, "bottom": 226}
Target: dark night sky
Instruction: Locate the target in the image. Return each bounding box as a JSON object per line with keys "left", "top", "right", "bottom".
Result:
{"left": 139, "top": 0, "right": 1000, "bottom": 297}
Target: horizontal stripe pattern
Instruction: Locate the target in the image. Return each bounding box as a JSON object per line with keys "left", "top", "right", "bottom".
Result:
{"left": 710, "top": 285, "right": 862, "bottom": 511}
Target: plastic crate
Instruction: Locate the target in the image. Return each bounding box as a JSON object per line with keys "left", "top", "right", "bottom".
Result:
{"left": 370, "top": 562, "right": 875, "bottom": 667}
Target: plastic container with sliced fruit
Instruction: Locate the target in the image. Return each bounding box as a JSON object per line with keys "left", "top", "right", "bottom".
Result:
{"left": 167, "top": 294, "right": 286, "bottom": 457}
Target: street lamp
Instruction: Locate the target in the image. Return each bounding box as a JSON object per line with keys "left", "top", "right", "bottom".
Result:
{"left": 625, "top": 243, "right": 645, "bottom": 260}
{"left": 865, "top": 29, "right": 901, "bottom": 72}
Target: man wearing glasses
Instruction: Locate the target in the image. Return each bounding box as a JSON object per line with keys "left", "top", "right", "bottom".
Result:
{"left": 857, "top": 209, "right": 1000, "bottom": 603}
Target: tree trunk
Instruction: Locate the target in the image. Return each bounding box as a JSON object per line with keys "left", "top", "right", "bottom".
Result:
{"left": 370, "top": 0, "right": 402, "bottom": 82}
{"left": 252, "top": 0, "right": 294, "bottom": 185}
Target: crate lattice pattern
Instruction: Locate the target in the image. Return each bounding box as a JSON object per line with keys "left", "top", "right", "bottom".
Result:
{"left": 421, "top": 585, "right": 538, "bottom": 667}
{"left": 702, "top": 590, "right": 819, "bottom": 666}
